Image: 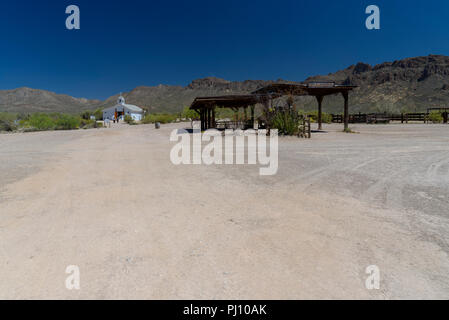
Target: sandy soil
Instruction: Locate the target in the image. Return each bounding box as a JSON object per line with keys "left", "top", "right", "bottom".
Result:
{"left": 1, "top": 123, "right": 448, "bottom": 299}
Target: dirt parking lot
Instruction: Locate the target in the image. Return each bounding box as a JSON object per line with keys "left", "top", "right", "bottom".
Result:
{"left": 1, "top": 123, "right": 448, "bottom": 299}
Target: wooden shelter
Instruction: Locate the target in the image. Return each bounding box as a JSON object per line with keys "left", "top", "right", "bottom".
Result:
{"left": 190, "top": 82, "right": 357, "bottom": 131}
{"left": 252, "top": 82, "right": 358, "bottom": 130}
{"left": 190, "top": 94, "right": 277, "bottom": 131}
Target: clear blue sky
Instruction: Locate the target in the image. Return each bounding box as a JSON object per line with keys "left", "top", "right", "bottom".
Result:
{"left": 1, "top": 0, "right": 448, "bottom": 100}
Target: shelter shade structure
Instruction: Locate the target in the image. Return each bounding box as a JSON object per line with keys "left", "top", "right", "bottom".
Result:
{"left": 252, "top": 82, "right": 357, "bottom": 131}
{"left": 190, "top": 82, "right": 357, "bottom": 131}
{"left": 190, "top": 94, "right": 276, "bottom": 131}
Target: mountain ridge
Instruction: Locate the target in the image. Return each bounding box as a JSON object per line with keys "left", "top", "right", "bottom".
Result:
{"left": 1, "top": 54, "right": 449, "bottom": 115}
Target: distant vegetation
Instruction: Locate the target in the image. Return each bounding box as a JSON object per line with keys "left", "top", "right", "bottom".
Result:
{"left": 2, "top": 105, "right": 446, "bottom": 134}
{"left": 302, "top": 111, "right": 333, "bottom": 124}
{"left": 0, "top": 113, "right": 18, "bottom": 132}
{"left": 427, "top": 111, "right": 444, "bottom": 123}
{"left": 0, "top": 111, "right": 103, "bottom": 133}
{"left": 142, "top": 113, "right": 177, "bottom": 124}
{"left": 0, "top": 106, "right": 198, "bottom": 133}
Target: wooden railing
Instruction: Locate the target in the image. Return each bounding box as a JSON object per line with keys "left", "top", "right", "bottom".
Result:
{"left": 330, "top": 113, "right": 434, "bottom": 124}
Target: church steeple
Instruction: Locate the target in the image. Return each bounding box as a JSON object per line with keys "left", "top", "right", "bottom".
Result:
{"left": 118, "top": 93, "right": 125, "bottom": 105}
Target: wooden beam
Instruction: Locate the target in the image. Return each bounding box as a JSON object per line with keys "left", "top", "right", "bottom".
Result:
{"left": 342, "top": 91, "right": 349, "bottom": 131}
{"left": 316, "top": 95, "right": 324, "bottom": 131}
{"left": 208, "top": 108, "right": 212, "bottom": 129}
{"left": 251, "top": 105, "right": 255, "bottom": 128}
{"left": 202, "top": 109, "right": 206, "bottom": 131}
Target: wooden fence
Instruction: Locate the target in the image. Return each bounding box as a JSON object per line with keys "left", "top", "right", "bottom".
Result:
{"left": 329, "top": 112, "right": 448, "bottom": 124}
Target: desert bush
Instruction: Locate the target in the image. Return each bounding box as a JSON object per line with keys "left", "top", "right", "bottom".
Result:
{"left": 142, "top": 113, "right": 177, "bottom": 124}
{"left": 27, "top": 114, "right": 56, "bottom": 131}
{"left": 80, "top": 119, "right": 96, "bottom": 129}
{"left": 428, "top": 111, "right": 443, "bottom": 123}
{"left": 181, "top": 106, "right": 199, "bottom": 121}
{"left": 0, "top": 113, "right": 18, "bottom": 132}
{"left": 94, "top": 108, "right": 103, "bottom": 121}
{"left": 81, "top": 111, "right": 92, "bottom": 120}
{"left": 25, "top": 113, "right": 80, "bottom": 131}
{"left": 124, "top": 115, "right": 135, "bottom": 124}
{"left": 270, "top": 109, "right": 302, "bottom": 136}
{"left": 17, "top": 113, "right": 30, "bottom": 121}
{"left": 307, "top": 111, "right": 333, "bottom": 124}
{"left": 215, "top": 108, "right": 234, "bottom": 120}
{"left": 54, "top": 114, "right": 80, "bottom": 130}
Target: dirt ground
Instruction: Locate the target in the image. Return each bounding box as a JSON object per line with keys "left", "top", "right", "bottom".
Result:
{"left": 1, "top": 123, "right": 448, "bottom": 299}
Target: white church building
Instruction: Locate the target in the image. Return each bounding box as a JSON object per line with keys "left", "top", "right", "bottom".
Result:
{"left": 103, "top": 95, "right": 144, "bottom": 121}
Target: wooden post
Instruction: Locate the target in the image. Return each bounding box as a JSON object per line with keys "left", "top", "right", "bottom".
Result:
{"left": 263, "top": 99, "right": 271, "bottom": 133}
{"left": 307, "top": 116, "right": 311, "bottom": 138}
{"left": 209, "top": 108, "right": 212, "bottom": 129}
{"left": 443, "top": 112, "right": 448, "bottom": 124}
{"left": 212, "top": 107, "right": 216, "bottom": 128}
{"left": 251, "top": 105, "right": 255, "bottom": 129}
{"left": 201, "top": 109, "right": 205, "bottom": 131}
{"left": 316, "top": 95, "right": 324, "bottom": 131}
{"left": 201, "top": 109, "right": 207, "bottom": 131}
{"left": 207, "top": 108, "right": 211, "bottom": 130}
{"left": 342, "top": 92, "right": 349, "bottom": 131}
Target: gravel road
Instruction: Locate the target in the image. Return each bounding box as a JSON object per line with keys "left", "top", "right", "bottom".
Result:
{"left": 1, "top": 123, "right": 448, "bottom": 299}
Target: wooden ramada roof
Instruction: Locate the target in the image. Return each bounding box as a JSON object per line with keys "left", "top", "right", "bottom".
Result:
{"left": 252, "top": 82, "right": 358, "bottom": 96}
{"left": 190, "top": 82, "right": 358, "bottom": 110}
{"left": 190, "top": 94, "right": 277, "bottom": 110}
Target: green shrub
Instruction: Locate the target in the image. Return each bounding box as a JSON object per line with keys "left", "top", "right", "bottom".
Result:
{"left": 80, "top": 119, "right": 96, "bottom": 129}
{"left": 0, "top": 113, "right": 18, "bottom": 132}
{"left": 0, "top": 120, "right": 17, "bottom": 132}
{"left": 28, "top": 114, "right": 56, "bottom": 131}
{"left": 428, "top": 111, "right": 443, "bottom": 123}
{"left": 25, "top": 113, "right": 80, "bottom": 131}
{"left": 124, "top": 115, "right": 135, "bottom": 124}
{"left": 55, "top": 114, "right": 80, "bottom": 130}
{"left": 181, "top": 106, "right": 199, "bottom": 122}
{"left": 142, "top": 113, "right": 177, "bottom": 124}
{"left": 270, "top": 109, "right": 302, "bottom": 136}
{"left": 94, "top": 108, "right": 103, "bottom": 121}
{"left": 81, "top": 111, "right": 92, "bottom": 120}
{"left": 307, "top": 111, "right": 332, "bottom": 124}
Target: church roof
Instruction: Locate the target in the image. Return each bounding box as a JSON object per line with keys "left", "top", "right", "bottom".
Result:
{"left": 102, "top": 95, "right": 143, "bottom": 113}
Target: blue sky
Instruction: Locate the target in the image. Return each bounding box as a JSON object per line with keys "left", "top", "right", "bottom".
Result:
{"left": 1, "top": 0, "right": 448, "bottom": 99}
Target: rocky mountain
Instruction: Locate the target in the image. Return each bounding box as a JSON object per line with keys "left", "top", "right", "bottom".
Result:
{"left": 0, "top": 87, "right": 102, "bottom": 114}
{"left": 1, "top": 55, "right": 449, "bottom": 115}
{"left": 301, "top": 54, "right": 449, "bottom": 113}
{"left": 103, "top": 78, "right": 279, "bottom": 114}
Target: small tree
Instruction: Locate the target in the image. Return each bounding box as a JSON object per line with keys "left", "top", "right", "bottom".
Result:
{"left": 181, "top": 106, "right": 199, "bottom": 127}
{"left": 81, "top": 111, "right": 92, "bottom": 120}
{"left": 93, "top": 108, "right": 103, "bottom": 120}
